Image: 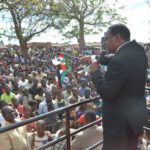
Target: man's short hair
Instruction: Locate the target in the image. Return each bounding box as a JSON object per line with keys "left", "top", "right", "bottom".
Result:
{"left": 108, "top": 24, "right": 130, "bottom": 41}
{"left": 28, "top": 100, "right": 37, "bottom": 107}
{"left": 36, "top": 119, "right": 46, "bottom": 126}
{"left": 84, "top": 109, "right": 96, "bottom": 123}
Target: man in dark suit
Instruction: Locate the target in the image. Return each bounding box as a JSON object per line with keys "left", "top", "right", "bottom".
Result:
{"left": 89, "top": 24, "right": 148, "bottom": 150}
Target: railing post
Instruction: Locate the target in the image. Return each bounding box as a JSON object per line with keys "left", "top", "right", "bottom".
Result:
{"left": 65, "top": 109, "right": 71, "bottom": 150}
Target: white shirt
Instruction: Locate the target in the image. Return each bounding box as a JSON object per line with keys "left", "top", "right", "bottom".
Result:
{"left": 38, "top": 100, "right": 58, "bottom": 114}
{"left": 18, "top": 79, "right": 28, "bottom": 88}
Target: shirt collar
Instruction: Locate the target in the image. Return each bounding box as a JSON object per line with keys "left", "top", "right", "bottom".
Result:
{"left": 3, "top": 118, "right": 19, "bottom": 127}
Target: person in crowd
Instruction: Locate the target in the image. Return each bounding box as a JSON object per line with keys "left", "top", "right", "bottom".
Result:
{"left": 77, "top": 103, "right": 96, "bottom": 127}
{"left": 145, "top": 47, "right": 150, "bottom": 107}
{"left": 79, "top": 78, "right": 87, "bottom": 97}
{"left": 87, "top": 24, "right": 148, "bottom": 150}
{"left": 53, "top": 117, "right": 76, "bottom": 150}
{"left": 26, "top": 75, "right": 33, "bottom": 89}
{"left": 0, "top": 78, "right": 6, "bottom": 96}
{"left": 47, "top": 76, "right": 56, "bottom": 94}
{"left": 34, "top": 86, "right": 45, "bottom": 108}
{"left": 17, "top": 86, "right": 32, "bottom": 106}
{"left": 92, "top": 97, "right": 103, "bottom": 118}
{"left": 62, "top": 84, "right": 72, "bottom": 105}
{"left": 44, "top": 102, "right": 60, "bottom": 133}
{"left": 38, "top": 91, "right": 57, "bottom": 114}
{"left": 57, "top": 93, "right": 66, "bottom": 108}
{"left": 70, "top": 79, "right": 78, "bottom": 88}
{"left": 40, "top": 78, "right": 51, "bottom": 93}
{"left": 11, "top": 97, "right": 20, "bottom": 118}
{"left": 82, "top": 87, "right": 91, "bottom": 99}
{"left": 0, "top": 105, "right": 32, "bottom": 150}
{"left": 88, "top": 81, "right": 97, "bottom": 98}
{"left": 75, "top": 102, "right": 87, "bottom": 119}
{"left": 0, "top": 84, "right": 15, "bottom": 104}
{"left": 0, "top": 100, "right": 8, "bottom": 127}
{"left": 18, "top": 73, "right": 28, "bottom": 88}
{"left": 36, "top": 68, "right": 46, "bottom": 81}
{"left": 21, "top": 105, "right": 36, "bottom": 132}
{"left": 71, "top": 110, "right": 103, "bottom": 150}
{"left": 11, "top": 79, "right": 19, "bottom": 94}
{"left": 68, "top": 87, "right": 81, "bottom": 103}
{"left": 56, "top": 93, "right": 66, "bottom": 119}
{"left": 32, "top": 119, "right": 52, "bottom": 150}
{"left": 51, "top": 85, "right": 59, "bottom": 100}
{"left": 69, "top": 108, "right": 78, "bottom": 129}
{"left": 68, "top": 96, "right": 77, "bottom": 105}
{"left": 29, "top": 78, "right": 39, "bottom": 98}
{"left": 28, "top": 100, "right": 40, "bottom": 117}
{"left": 137, "top": 130, "right": 147, "bottom": 150}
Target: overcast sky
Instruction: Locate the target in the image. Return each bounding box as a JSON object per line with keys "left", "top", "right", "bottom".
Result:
{"left": 0, "top": 0, "right": 150, "bottom": 44}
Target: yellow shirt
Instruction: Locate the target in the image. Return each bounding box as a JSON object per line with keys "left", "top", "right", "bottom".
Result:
{"left": 0, "top": 92, "right": 15, "bottom": 104}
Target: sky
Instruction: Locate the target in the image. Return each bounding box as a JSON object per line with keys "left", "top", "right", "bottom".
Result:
{"left": 31, "top": 0, "right": 150, "bottom": 44}
{"left": 116, "top": 0, "right": 150, "bottom": 43}
{"left": 0, "top": 0, "right": 150, "bottom": 45}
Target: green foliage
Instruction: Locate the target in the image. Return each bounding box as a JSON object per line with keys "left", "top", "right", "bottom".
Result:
{"left": 53, "top": 0, "right": 126, "bottom": 48}
{"left": 0, "top": 0, "right": 55, "bottom": 41}
{"left": 0, "top": 0, "right": 61, "bottom": 56}
{"left": 0, "top": 0, "right": 127, "bottom": 51}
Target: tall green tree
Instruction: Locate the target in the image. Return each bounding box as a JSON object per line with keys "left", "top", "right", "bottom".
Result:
{"left": 55, "top": 0, "right": 126, "bottom": 50}
{"left": 0, "top": 0, "right": 56, "bottom": 56}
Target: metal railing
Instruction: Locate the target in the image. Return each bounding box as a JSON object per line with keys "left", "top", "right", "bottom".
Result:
{"left": 1, "top": 87, "right": 150, "bottom": 150}
{"left": 0, "top": 96, "right": 103, "bottom": 150}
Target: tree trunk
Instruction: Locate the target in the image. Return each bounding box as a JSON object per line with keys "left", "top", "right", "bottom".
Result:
{"left": 18, "top": 37, "right": 28, "bottom": 57}
{"left": 9, "top": 8, "right": 28, "bottom": 57}
{"left": 78, "top": 20, "right": 85, "bottom": 52}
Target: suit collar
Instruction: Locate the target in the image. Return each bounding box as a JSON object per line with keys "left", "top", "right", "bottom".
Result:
{"left": 115, "top": 40, "right": 137, "bottom": 54}
{"left": 116, "top": 40, "right": 130, "bottom": 53}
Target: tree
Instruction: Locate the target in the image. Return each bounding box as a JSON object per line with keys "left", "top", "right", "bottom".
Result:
{"left": 0, "top": 0, "right": 56, "bottom": 56}
{"left": 55, "top": 0, "right": 126, "bottom": 50}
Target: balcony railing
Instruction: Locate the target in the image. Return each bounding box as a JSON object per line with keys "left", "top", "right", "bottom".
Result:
{"left": 1, "top": 87, "right": 150, "bottom": 150}
{"left": 0, "top": 96, "right": 102, "bottom": 150}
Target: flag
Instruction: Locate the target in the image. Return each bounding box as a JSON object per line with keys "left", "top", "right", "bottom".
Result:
{"left": 52, "top": 52, "right": 70, "bottom": 91}
{"left": 52, "top": 52, "right": 67, "bottom": 65}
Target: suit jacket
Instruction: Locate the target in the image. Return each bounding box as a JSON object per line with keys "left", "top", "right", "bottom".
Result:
{"left": 92, "top": 40, "right": 148, "bottom": 136}
{"left": 71, "top": 125, "right": 103, "bottom": 150}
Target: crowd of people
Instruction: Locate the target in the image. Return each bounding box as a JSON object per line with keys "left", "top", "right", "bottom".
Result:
{"left": 0, "top": 45, "right": 103, "bottom": 150}
{"left": 0, "top": 23, "right": 150, "bottom": 150}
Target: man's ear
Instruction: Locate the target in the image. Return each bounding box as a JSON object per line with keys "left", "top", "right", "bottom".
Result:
{"left": 114, "top": 34, "right": 121, "bottom": 40}
{"left": 114, "top": 34, "right": 123, "bottom": 43}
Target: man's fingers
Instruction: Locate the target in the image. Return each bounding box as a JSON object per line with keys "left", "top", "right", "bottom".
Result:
{"left": 90, "top": 62, "right": 100, "bottom": 72}
{"left": 80, "top": 56, "right": 92, "bottom": 64}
